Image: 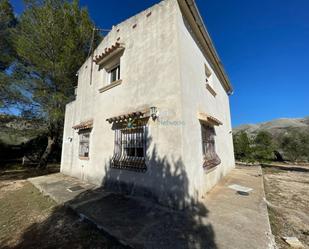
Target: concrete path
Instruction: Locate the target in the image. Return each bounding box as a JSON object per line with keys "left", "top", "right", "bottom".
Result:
{"left": 28, "top": 166, "right": 275, "bottom": 249}
{"left": 28, "top": 173, "right": 96, "bottom": 203}
{"left": 204, "top": 166, "right": 275, "bottom": 249}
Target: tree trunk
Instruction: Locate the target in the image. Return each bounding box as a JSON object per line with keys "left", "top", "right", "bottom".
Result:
{"left": 274, "top": 150, "right": 284, "bottom": 162}
{"left": 38, "top": 136, "right": 56, "bottom": 169}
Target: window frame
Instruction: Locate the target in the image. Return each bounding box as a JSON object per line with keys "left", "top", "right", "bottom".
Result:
{"left": 78, "top": 130, "right": 91, "bottom": 159}
{"left": 97, "top": 50, "right": 124, "bottom": 93}
{"left": 204, "top": 63, "right": 217, "bottom": 97}
{"left": 108, "top": 63, "right": 121, "bottom": 84}
{"left": 201, "top": 124, "right": 221, "bottom": 170}
{"left": 122, "top": 127, "right": 145, "bottom": 159}
{"left": 204, "top": 63, "right": 212, "bottom": 83}
{"left": 111, "top": 123, "right": 147, "bottom": 172}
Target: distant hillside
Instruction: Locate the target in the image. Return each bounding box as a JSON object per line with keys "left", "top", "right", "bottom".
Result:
{"left": 233, "top": 116, "right": 309, "bottom": 162}
{"left": 233, "top": 117, "right": 309, "bottom": 137}
{"left": 0, "top": 114, "right": 46, "bottom": 146}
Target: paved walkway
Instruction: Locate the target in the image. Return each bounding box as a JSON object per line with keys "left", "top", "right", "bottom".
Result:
{"left": 29, "top": 173, "right": 96, "bottom": 203}
{"left": 204, "top": 166, "right": 275, "bottom": 249}
{"left": 28, "top": 166, "right": 275, "bottom": 249}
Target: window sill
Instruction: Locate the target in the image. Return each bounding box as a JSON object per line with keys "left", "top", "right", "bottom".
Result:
{"left": 204, "top": 165, "right": 218, "bottom": 174}
{"left": 206, "top": 83, "right": 217, "bottom": 97}
{"left": 111, "top": 159, "right": 147, "bottom": 172}
{"left": 99, "top": 79, "right": 122, "bottom": 93}
{"left": 79, "top": 156, "right": 89, "bottom": 160}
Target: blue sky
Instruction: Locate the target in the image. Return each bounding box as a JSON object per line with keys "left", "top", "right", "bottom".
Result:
{"left": 10, "top": 0, "right": 309, "bottom": 127}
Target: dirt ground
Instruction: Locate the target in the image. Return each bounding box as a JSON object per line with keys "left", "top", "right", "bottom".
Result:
{"left": 2, "top": 164, "right": 308, "bottom": 249}
{"left": 263, "top": 166, "right": 309, "bottom": 248}
{"left": 0, "top": 165, "right": 124, "bottom": 249}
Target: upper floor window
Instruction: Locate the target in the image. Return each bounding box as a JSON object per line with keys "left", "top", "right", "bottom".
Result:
{"left": 205, "top": 63, "right": 217, "bottom": 97}
{"left": 205, "top": 63, "right": 212, "bottom": 84}
{"left": 109, "top": 63, "right": 120, "bottom": 83}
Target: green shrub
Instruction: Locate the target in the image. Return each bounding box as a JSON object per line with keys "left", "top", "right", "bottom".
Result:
{"left": 280, "top": 130, "right": 309, "bottom": 162}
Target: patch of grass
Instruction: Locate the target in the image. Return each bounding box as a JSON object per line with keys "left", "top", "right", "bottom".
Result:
{"left": 2, "top": 163, "right": 24, "bottom": 170}
{"left": 262, "top": 166, "right": 283, "bottom": 175}
{"left": 0, "top": 182, "right": 56, "bottom": 244}
{"left": 0, "top": 163, "right": 60, "bottom": 181}
{"left": 0, "top": 173, "right": 124, "bottom": 248}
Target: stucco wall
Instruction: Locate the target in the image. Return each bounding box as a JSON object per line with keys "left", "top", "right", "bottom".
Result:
{"left": 61, "top": 0, "right": 235, "bottom": 208}
{"left": 61, "top": 0, "right": 190, "bottom": 207}
{"left": 175, "top": 3, "right": 235, "bottom": 198}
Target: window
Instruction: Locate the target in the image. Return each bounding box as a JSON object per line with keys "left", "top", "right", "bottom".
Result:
{"left": 98, "top": 50, "right": 124, "bottom": 92}
{"left": 109, "top": 64, "right": 120, "bottom": 83}
{"left": 112, "top": 125, "right": 147, "bottom": 171}
{"left": 205, "top": 63, "right": 212, "bottom": 82}
{"left": 79, "top": 131, "right": 90, "bottom": 158}
{"left": 204, "top": 63, "right": 216, "bottom": 96}
{"left": 122, "top": 127, "right": 145, "bottom": 158}
{"left": 201, "top": 124, "right": 221, "bottom": 170}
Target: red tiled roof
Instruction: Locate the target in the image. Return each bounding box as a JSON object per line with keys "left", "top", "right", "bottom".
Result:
{"left": 197, "top": 112, "right": 223, "bottom": 126}
{"left": 93, "top": 42, "right": 123, "bottom": 64}
{"left": 106, "top": 110, "right": 150, "bottom": 124}
{"left": 72, "top": 119, "right": 93, "bottom": 130}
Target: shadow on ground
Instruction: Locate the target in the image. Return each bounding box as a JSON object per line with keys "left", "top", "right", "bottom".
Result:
{"left": 2, "top": 205, "right": 125, "bottom": 249}
{"left": 261, "top": 163, "right": 309, "bottom": 173}
{"left": 7, "top": 136, "right": 217, "bottom": 249}
{"left": 0, "top": 164, "right": 60, "bottom": 182}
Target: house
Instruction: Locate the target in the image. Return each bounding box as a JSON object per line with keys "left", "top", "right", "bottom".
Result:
{"left": 61, "top": 0, "right": 235, "bottom": 208}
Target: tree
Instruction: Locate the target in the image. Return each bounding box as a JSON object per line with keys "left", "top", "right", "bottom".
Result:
{"left": 0, "top": 0, "right": 19, "bottom": 108}
{"left": 233, "top": 131, "right": 252, "bottom": 161}
{"left": 14, "top": 0, "right": 101, "bottom": 167}
{"left": 253, "top": 131, "right": 274, "bottom": 161}
{"left": 0, "top": 0, "right": 17, "bottom": 70}
{"left": 280, "top": 130, "right": 309, "bottom": 162}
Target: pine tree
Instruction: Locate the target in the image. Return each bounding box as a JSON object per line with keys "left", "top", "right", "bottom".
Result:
{"left": 0, "top": 0, "right": 18, "bottom": 108}
{"left": 0, "top": 0, "right": 16, "bottom": 70}
{"left": 14, "top": 0, "right": 101, "bottom": 167}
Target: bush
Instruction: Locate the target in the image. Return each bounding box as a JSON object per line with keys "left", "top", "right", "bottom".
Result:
{"left": 280, "top": 130, "right": 309, "bottom": 162}
{"left": 233, "top": 131, "right": 253, "bottom": 162}
{"left": 233, "top": 128, "right": 309, "bottom": 163}
{"left": 233, "top": 131, "right": 275, "bottom": 163}
{"left": 252, "top": 131, "right": 274, "bottom": 162}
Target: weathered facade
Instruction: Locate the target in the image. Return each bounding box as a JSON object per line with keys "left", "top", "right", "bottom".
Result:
{"left": 61, "top": 0, "right": 235, "bottom": 208}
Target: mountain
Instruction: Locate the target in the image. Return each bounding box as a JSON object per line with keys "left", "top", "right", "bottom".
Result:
{"left": 0, "top": 114, "right": 45, "bottom": 146}
{"left": 233, "top": 117, "right": 309, "bottom": 137}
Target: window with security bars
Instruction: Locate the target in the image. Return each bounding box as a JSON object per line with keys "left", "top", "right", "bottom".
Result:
{"left": 79, "top": 131, "right": 90, "bottom": 158}
{"left": 201, "top": 124, "right": 221, "bottom": 170}
{"left": 111, "top": 126, "right": 147, "bottom": 171}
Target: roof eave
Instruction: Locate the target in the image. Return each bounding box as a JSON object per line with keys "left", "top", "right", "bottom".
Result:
{"left": 178, "top": 0, "right": 233, "bottom": 94}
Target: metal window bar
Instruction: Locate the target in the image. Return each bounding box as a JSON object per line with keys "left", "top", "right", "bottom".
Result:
{"left": 111, "top": 128, "right": 121, "bottom": 167}
{"left": 201, "top": 124, "right": 221, "bottom": 169}
{"left": 111, "top": 126, "right": 147, "bottom": 172}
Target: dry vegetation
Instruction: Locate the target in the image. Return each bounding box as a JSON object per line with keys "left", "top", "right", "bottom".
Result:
{"left": 263, "top": 166, "right": 309, "bottom": 248}
{"left": 0, "top": 165, "right": 124, "bottom": 249}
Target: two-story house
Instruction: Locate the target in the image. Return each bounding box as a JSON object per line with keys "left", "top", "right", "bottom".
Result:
{"left": 61, "top": 0, "right": 235, "bottom": 208}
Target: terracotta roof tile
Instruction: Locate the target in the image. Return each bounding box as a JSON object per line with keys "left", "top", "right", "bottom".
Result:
{"left": 73, "top": 119, "right": 93, "bottom": 130}
{"left": 93, "top": 42, "right": 123, "bottom": 64}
